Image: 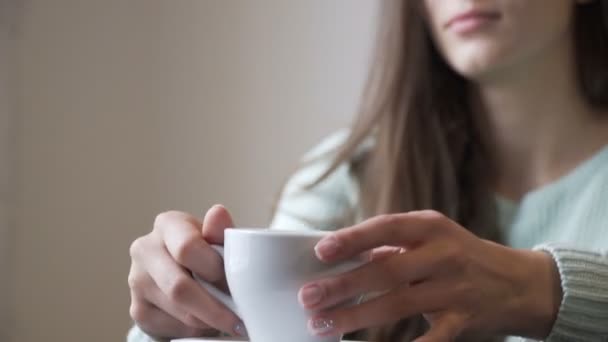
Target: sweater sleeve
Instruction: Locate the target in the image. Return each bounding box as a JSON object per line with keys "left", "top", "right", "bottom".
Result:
{"left": 270, "top": 130, "right": 361, "bottom": 231}
{"left": 533, "top": 244, "right": 608, "bottom": 342}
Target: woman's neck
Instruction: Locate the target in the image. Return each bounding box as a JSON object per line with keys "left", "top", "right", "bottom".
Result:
{"left": 477, "top": 35, "right": 608, "bottom": 201}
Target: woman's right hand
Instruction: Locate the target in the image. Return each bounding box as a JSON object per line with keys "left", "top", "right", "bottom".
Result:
{"left": 128, "top": 205, "right": 245, "bottom": 339}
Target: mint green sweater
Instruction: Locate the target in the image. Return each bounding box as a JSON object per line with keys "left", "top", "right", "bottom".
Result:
{"left": 129, "top": 131, "right": 608, "bottom": 342}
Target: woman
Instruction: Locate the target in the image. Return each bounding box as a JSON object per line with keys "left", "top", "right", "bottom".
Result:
{"left": 127, "top": 0, "right": 608, "bottom": 341}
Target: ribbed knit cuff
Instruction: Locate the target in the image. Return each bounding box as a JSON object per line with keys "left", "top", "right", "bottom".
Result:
{"left": 533, "top": 244, "right": 608, "bottom": 342}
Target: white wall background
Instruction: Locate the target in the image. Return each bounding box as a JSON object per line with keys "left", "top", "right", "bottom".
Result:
{"left": 11, "top": 1, "right": 376, "bottom": 341}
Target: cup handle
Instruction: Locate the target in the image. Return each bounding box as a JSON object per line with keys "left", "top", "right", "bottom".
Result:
{"left": 192, "top": 245, "right": 241, "bottom": 318}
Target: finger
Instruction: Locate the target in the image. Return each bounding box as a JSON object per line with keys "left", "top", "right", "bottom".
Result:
{"left": 299, "top": 247, "right": 442, "bottom": 310}
{"left": 130, "top": 262, "right": 209, "bottom": 329}
{"left": 130, "top": 292, "right": 216, "bottom": 339}
{"left": 315, "top": 211, "right": 451, "bottom": 262}
{"left": 157, "top": 213, "right": 224, "bottom": 282}
{"left": 370, "top": 245, "right": 406, "bottom": 260}
{"left": 413, "top": 314, "right": 463, "bottom": 342}
{"left": 202, "top": 204, "right": 236, "bottom": 244}
{"left": 143, "top": 240, "right": 242, "bottom": 335}
{"left": 307, "top": 280, "right": 454, "bottom": 336}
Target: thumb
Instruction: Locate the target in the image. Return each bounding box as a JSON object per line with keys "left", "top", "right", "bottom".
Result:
{"left": 201, "top": 204, "right": 235, "bottom": 244}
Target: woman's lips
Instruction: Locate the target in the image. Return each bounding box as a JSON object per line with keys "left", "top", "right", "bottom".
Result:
{"left": 445, "top": 10, "right": 501, "bottom": 35}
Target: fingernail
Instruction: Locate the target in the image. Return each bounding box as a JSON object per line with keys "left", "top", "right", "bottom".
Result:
{"left": 315, "top": 236, "right": 340, "bottom": 259}
{"left": 309, "top": 317, "right": 336, "bottom": 335}
{"left": 233, "top": 321, "right": 248, "bottom": 337}
{"left": 299, "top": 284, "right": 323, "bottom": 306}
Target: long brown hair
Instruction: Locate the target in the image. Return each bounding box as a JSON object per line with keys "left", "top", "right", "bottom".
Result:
{"left": 316, "top": 1, "right": 608, "bottom": 341}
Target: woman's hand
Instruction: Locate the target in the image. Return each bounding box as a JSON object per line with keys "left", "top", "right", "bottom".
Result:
{"left": 298, "top": 210, "right": 562, "bottom": 341}
{"left": 128, "top": 205, "right": 246, "bottom": 339}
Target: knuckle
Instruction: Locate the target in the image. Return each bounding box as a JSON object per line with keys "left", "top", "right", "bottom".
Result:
{"left": 444, "top": 243, "right": 466, "bottom": 264}
{"left": 417, "top": 209, "right": 445, "bottom": 222}
{"left": 327, "top": 275, "right": 354, "bottom": 298}
{"left": 154, "top": 210, "right": 184, "bottom": 230}
{"left": 365, "top": 214, "right": 403, "bottom": 238}
{"left": 334, "top": 231, "right": 352, "bottom": 247}
{"left": 201, "top": 305, "right": 235, "bottom": 331}
{"left": 129, "top": 302, "right": 150, "bottom": 323}
{"left": 127, "top": 272, "right": 140, "bottom": 290}
{"left": 379, "top": 213, "right": 409, "bottom": 237}
{"left": 201, "top": 265, "right": 224, "bottom": 284}
{"left": 442, "top": 242, "right": 458, "bottom": 257}
{"left": 182, "top": 313, "right": 205, "bottom": 328}
{"left": 217, "top": 310, "right": 238, "bottom": 329}
{"left": 418, "top": 210, "right": 447, "bottom": 235}
{"left": 376, "top": 214, "right": 402, "bottom": 228}
{"left": 439, "top": 245, "right": 468, "bottom": 274}
{"left": 174, "top": 237, "right": 199, "bottom": 265}
{"left": 129, "top": 237, "right": 145, "bottom": 259}
{"left": 167, "top": 276, "right": 192, "bottom": 303}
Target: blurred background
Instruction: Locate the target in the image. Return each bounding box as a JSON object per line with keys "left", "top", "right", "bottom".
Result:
{"left": 0, "top": 0, "right": 377, "bottom": 341}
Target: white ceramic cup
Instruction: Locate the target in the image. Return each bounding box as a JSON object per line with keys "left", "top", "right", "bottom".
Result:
{"left": 195, "top": 228, "right": 365, "bottom": 342}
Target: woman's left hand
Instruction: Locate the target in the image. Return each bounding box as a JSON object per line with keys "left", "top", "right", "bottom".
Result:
{"left": 299, "top": 210, "right": 562, "bottom": 341}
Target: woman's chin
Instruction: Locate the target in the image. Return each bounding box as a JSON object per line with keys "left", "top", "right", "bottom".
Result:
{"left": 449, "top": 57, "right": 507, "bottom": 83}
{"left": 441, "top": 42, "right": 510, "bottom": 80}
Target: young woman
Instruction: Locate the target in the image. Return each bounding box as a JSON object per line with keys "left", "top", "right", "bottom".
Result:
{"left": 127, "top": 0, "right": 608, "bottom": 341}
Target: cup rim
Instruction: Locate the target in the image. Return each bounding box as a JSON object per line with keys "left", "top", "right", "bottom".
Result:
{"left": 225, "top": 227, "right": 331, "bottom": 238}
